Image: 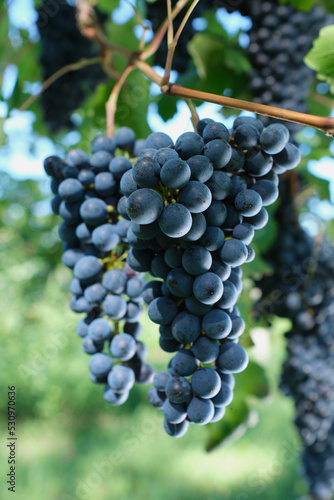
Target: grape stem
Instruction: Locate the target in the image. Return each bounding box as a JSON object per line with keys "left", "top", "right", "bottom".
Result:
{"left": 19, "top": 56, "right": 103, "bottom": 112}
{"left": 140, "top": 0, "right": 191, "bottom": 60}
{"left": 162, "top": 0, "right": 201, "bottom": 85}
{"left": 106, "top": 65, "right": 135, "bottom": 139}
{"left": 185, "top": 98, "right": 200, "bottom": 132}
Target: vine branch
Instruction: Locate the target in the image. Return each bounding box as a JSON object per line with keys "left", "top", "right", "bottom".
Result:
{"left": 19, "top": 56, "right": 103, "bottom": 112}
{"left": 106, "top": 65, "right": 135, "bottom": 139}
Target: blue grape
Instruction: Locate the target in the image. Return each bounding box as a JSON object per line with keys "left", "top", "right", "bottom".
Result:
{"left": 202, "top": 122, "right": 230, "bottom": 143}
{"left": 88, "top": 318, "right": 112, "bottom": 342}
{"left": 71, "top": 278, "right": 84, "bottom": 297}
{"left": 244, "top": 150, "right": 273, "bottom": 177}
{"left": 234, "top": 189, "right": 263, "bottom": 216}
{"left": 163, "top": 399, "right": 187, "bottom": 424}
{"left": 58, "top": 178, "right": 84, "bottom": 202}
{"left": 192, "top": 336, "right": 219, "bottom": 363}
{"left": 164, "top": 246, "right": 184, "bottom": 268}
{"left": 273, "top": 143, "right": 301, "bottom": 170}
{"left": 163, "top": 419, "right": 189, "bottom": 437}
{"left": 193, "top": 272, "right": 224, "bottom": 305}
{"left": 219, "top": 239, "right": 248, "bottom": 267}
{"left": 102, "top": 269, "right": 127, "bottom": 293}
{"left": 91, "top": 135, "right": 116, "bottom": 154}
{"left": 210, "top": 406, "right": 226, "bottom": 423}
{"left": 150, "top": 252, "right": 172, "bottom": 279}
{"left": 244, "top": 207, "right": 269, "bottom": 229}
{"left": 224, "top": 148, "right": 245, "bottom": 173}
{"left": 103, "top": 387, "right": 129, "bottom": 406}
{"left": 260, "top": 124, "right": 289, "bottom": 155}
{"left": 62, "top": 248, "right": 85, "bottom": 269}
{"left": 184, "top": 295, "right": 212, "bottom": 316}
{"left": 211, "top": 381, "right": 233, "bottom": 407}
{"left": 203, "top": 201, "right": 227, "bottom": 227}
{"left": 74, "top": 256, "right": 102, "bottom": 284}
{"left": 158, "top": 203, "right": 192, "bottom": 238}
{"left": 59, "top": 200, "right": 81, "bottom": 224}
{"left": 187, "top": 155, "right": 214, "bottom": 182}
{"left": 126, "top": 277, "right": 144, "bottom": 298}
{"left": 228, "top": 270, "right": 243, "bottom": 294}
{"left": 159, "top": 336, "right": 182, "bottom": 353}
{"left": 205, "top": 171, "right": 232, "bottom": 201}
{"left": 182, "top": 245, "right": 212, "bottom": 276}
{"left": 160, "top": 158, "right": 191, "bottom": 189}
{"left": 165, "top": 376, "right": 192, "bottom": 404}
{"left": 108, "top": 156, "right": 132, "bottom": 179}
{"left": 187, "top": 397, "right": 215, "bottom": 425}
{"left": 209, "top": 258, "right": 231, "bottom": 281}
{"left": 90, "top": 151, "right": 112, "bottom": 172}
{"left": 216, "top": 341, "right": 249, "bottom": 373}
{"left": 171, "top": 349, "right": 199, "bottom": 376}
{"left": 166, "top": 268, "right": 194, "bottom": 297}
{"left": 148, "top": 297, "right": 178, "bottom": 325}
{"left": 251, "top": 180, "right": 278, "bottom": 206}
{"left": 145, "top": 132, "right": 174, "bottom": 150}
{"left": 199, "top": 226, "right": 225, "bottom": 251}
{"left": 127, "top": 247, "right": 155, "bottom": 272}
{"left": 76, "top": 222, "right": 91, "bottom": 241}
{"left": 84, "top": 283, "right": 107, "bottom": 304}
{"left": 172, "top": 312, "right": 201, "bottom": 343}
{"left": 107, "top": 364, "right": 135, "bottom": 392}
{"left": 234, "top": 124, "right": 260, "bottom": 149}
{"left": 216, "top": 280, "right": 238, "bottom": 309}
{"left": 245, "top": 245, "right": 255, "bottom": 263}
{"left": 120, "top": 169, "right": 138, "bottom": 197}
{"left": 114, "top": 126, "right": 136, "bottom": 150}
{"left": 181, "top": 213, "right": 207, "bottom": 242}
{"left": 132, "top": 157, "right": 161, "bottom": 188}
{"left": 202, "top": 309, "right": 232, "bottom": 339}
{"left": 110, "top": 333, "right": 137, "bottom": 361}
{"left": 92, "top": 224, "right": 120, "bottom": 251}
{"left": 159, "top": 324, "right": 174, "bottom": 339}
{"left": 197, "top": 118, "right": 214, "bottom": 136}
{"left": 124, "top": 321, "right": 142, "bottom": 339}
{"left": 127, "top": 188, "right": 164, "bottom": 224}
{"left": 89, "top": 353, "right": 113, "bottom": 378}
{"left": 148, "top": 387, "right": 165, "bottom": 408}
{"left": 175, "top": 132, "right": 204, "bottom": 159}
{"left": 204, "top": 140, "right": 232, "bottom": 169}
{"left": 103, "top": 295, "right": 127, "bottom": 319}
{"left": 78, "top": 169, "right": 95, "bottom": 187}
{"left": 76, "top": 317, "right": 91, "bottom": 338}
{"left": 82, "top": 336, "right": 104, "bottom": 355}
{"left": 191, "top": 368, "right": 221, "bottom": 399}
{"left": 94, "top": 172, "right": 117, "bottom": 197}
{"left": 66, "top": 149, "right": 89, "bottom": 168}
{"left": 142, "top": 280, "right": 162, "bottom": 304}
{"left": 153, "top": 371, "right": 171, "bottom": 391}
{"left": 70, "top": 296, "right": 95, "bottom": 313}
{"left": 232, "top": 223, "right": 255, "bottom": 245}
{"left": 80, "top": 198, "right": 108, "bottom": 226}
{"left": 178, "top": 181, "right": 212, "bottom": 213}
{"left": 228, "top": 314, "right": 246, "bottom": 340}
{"left": 153, "top": 147, "right": 179, "bottom": 166}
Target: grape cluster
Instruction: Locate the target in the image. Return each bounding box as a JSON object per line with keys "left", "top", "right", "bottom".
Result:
{"left": 120, "top": 118, "right": 301, "bottom": 436}
{"left": 244, "top": 0, "right": 331, "bottom": 133}
{"left": 44, "top": 128, "right": 154, "bottom": 405}
{"left": 255, "top": 182, "right": 334, "bottom": 500}
{"left": 37, "top": 1, "right": 107, "bottom": 132}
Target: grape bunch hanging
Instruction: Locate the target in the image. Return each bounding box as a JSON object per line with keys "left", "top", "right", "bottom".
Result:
{"left": 244, "top": 0, "right": 332, "bottom": 133}
{"left": 45, "top": 116, "right": 302, "bottom": 437}
{"left": 255, "top": 182, "right": 334, "bottom": 500}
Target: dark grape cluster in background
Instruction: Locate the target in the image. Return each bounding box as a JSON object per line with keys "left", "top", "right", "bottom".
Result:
{"left": 44, "top": 127, "right": 155, "bottom": 405}
{"left": 37, "top": 1, "right": 107, "bottom": 132}
{"left": 255, "top": 180, "right": 334, "bottom": 500}
{"left": 243, "top": 0, "right": 332, "bottom": 133}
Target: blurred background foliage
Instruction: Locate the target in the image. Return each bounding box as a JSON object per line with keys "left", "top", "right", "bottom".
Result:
{"left": 0, "top": 0, "right": 334, "bottom": 498}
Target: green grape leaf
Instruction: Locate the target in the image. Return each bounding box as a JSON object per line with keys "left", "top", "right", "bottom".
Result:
{"left": 279, "top": 0, "right": 318, "bottom": 11}
{"left": 206, "top": 361, "right": 270, "bottom": 452}
{"left": 304, "top": 25, "right": 334, "bottom": 94}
